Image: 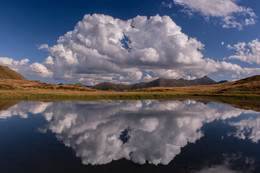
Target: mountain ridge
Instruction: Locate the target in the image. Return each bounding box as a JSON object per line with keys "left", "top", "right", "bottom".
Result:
{"left": 93, "top": 76, "right": 217, "bottom": 91}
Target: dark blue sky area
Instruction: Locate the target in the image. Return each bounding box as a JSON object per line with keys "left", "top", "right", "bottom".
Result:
{"left": 1, "top": 0, "right": 164, "bottom": 61}
{"left": 3, "top": 0, "right": 259, "bottom": 60}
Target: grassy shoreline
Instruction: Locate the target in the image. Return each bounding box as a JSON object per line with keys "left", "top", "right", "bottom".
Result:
{"left": 1, "top": 89, "right": 260, "bottom": 112}
{"left": 1, "top": 89, "right": 260, "bottom": 100}
{"left": 1, "top": 75, "right": 259, "bottom": 101}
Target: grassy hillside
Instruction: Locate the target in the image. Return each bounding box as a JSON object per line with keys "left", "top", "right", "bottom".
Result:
{"left": 137, "top": 75, "right": 260, "bottom": 95}
{"left": 0, "top": 65, "right": 27, "bottom": 80}
{"left": 0, "top": 65, "right": 259, "bottom": 101}
{"left": 0, "top": 73, "right": 259, "bottom": 112}
{"left": 0, "top": 79, "right": 94, "bottom": 91}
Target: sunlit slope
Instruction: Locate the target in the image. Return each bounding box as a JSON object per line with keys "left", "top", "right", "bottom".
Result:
{"left": 216, "top": 75, "right": 260, "bottom": 94}
{"left": 0, "top": 65, "right": 27, "bottom": 80}
{"left": 0, "top": 65, "right": 259, "bottom": 100}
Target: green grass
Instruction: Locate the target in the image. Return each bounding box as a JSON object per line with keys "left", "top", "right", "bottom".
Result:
{"left": 1, "top": 90, "right": 259, "bottom": 101}
{"left": 1, "top": 90, "right": 260, "bottom": 112}
{"left": 0, "top": 92, "right": 189, "bottom": 100}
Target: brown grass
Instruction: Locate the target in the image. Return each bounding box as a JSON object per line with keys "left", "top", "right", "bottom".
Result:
{"left": 0, "top": 75, "right": 259, "bottom": 101}
{"left": 0, "top": 75, "right": 260, "bottom": 112}
{"left": 136, "top": 75, "right": 260, "bottom": 96}
{"left": 0, "top": 65, "right": 27, "bottom": 80}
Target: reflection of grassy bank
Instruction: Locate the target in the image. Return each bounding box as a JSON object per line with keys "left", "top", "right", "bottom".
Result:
{"left": 0, "top": 100, "right": 20, "bottom": 110}
{"left": 203, "top": 96, "right": 260, "bottom": 112}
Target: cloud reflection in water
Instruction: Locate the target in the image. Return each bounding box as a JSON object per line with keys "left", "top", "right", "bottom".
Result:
{"left": 0, "top": 100, "right": 259, "bottom": 166}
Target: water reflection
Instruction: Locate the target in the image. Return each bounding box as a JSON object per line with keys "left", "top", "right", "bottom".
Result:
{"left": 0, "top": 101, "right": 52, "bottom": 119}
{"left": 195, "top": 152, "right": 257, "bottom": 173}
{"left": 228, "top": 117, "right": 260, "bottom": 143}
{"left": 1, "top": 100, "right": 259, "bottom": 168}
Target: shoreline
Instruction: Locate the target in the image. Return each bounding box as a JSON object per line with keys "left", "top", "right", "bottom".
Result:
{"left": 0, "top": 90, "right": 260, "bottom": 100}
{"left": 1, "top": 89, "right": 260, "bottom": 112}
{"left": 1, "top": 89, "right": 260, "bottom": 100}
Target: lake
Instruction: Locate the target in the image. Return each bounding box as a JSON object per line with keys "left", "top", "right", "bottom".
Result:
{"left": 0, "top": 100, "right": 260, "bottom": 173}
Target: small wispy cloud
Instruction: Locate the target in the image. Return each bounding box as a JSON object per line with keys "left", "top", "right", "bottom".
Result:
{"left": 228, "top": 39, "right": 260, "bottom": 64}
{"left": 161, "top": 1, "right": 173, "bottom": 8}
{"left": 173, "top": 0, "right": 257, "bottom": 30}
{"left": 38, "top": 44, "right": 49, "bottom": 50}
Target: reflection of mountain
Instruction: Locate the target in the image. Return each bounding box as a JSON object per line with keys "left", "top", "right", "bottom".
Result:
{"left": 1, "top": 100, "right": 259, "bottom": 166}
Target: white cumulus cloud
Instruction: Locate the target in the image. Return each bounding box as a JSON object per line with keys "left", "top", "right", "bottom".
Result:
{"left": 38, "top": 44, "right": 49, "bottom": 50}
{"left": 29, "top": 62, "right": 53, "bottom": 78}
{"left": 0, "top": 57, "right": 29, "bottom": 72}
{"left": 228, "top": 39, "right": 260, "bottom": 65}
{"left": 173, "top": 0, "right": 257, "bottom": 29}
{"left": 0, "top": 14, "right": 259, "bottom": 84}
{"left": 42, "top": 14, "right": 253, "bottom": 84}
{"left": 0, "top": 57, "right": 53, "bottom": 78}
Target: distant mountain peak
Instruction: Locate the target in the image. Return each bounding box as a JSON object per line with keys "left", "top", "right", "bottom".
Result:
{"left": 93, "top": 76, "right": 217, "bottom": 91}
{"left": 202, "top": 75, "right": 210, "bottom": 79}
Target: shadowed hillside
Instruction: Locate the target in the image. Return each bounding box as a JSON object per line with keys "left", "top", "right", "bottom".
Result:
{"left": 0, "top": 65, "right": 27, "bottom": 80}
{"left": 94, "top": 76, "right": 217, "bottom": 91}
{"left": 138, "top": 75, "right": 260, "bottom": 96}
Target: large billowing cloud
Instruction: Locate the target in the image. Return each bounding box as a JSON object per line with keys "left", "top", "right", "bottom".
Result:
{"left": 173, "top": 0, "right": 256, "bottom": 29}
{"left": 228, "top": 39, "right": 260, "bottom": 65}
{"left": 46, "top": 14, "right": 246, "bottom": 84}
{"left": 1, "top": 100, "right": 257, "bottom": 165}
{"left": 0, "top": 14, "right": 257, "bottom": 84}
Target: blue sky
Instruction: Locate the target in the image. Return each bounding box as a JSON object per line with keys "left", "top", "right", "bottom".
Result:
{"left": 0, "top": 0, "right": 260, "bottom": 84}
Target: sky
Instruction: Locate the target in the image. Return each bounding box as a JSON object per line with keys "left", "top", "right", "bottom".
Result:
{"left": 0, "top": 0, "right": 260, "bottom": 85}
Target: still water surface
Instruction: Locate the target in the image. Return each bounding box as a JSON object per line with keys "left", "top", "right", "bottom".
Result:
{"left": 0, "top": 100, "right": 260, "bottom": 172}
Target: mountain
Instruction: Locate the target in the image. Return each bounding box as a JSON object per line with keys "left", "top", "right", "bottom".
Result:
{"left": 93, "top": 76, "right": 217, "bottom": 91}
{"left": 93, "top": 82, "right": 132, "bottom": 91}
{"left": 0, "top": 65, "right": 27, "bottom": 80}
{"left": 232, "top": 75, "right": 260, "bottom": 85}
{"left": 219, "top": 75, "right": 260, "bottom": 94}
{"left": 216, "top": 80, "right": 228, "bottom": 84}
